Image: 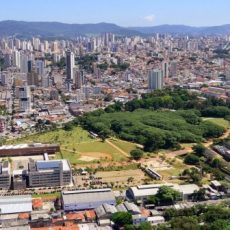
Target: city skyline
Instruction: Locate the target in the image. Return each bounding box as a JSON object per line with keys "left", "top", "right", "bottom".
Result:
{"left": 0, "top": 0, "right": 229, "bottom": 27}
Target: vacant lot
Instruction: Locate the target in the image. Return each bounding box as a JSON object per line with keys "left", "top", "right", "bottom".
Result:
{"left": 96, "top": 169, "right": 148, "bottom": 187}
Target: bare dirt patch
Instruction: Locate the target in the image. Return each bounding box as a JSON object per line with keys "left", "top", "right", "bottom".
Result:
{"left": 142, "top": 158, "right": 171, "bottom": 170}
{"left": 78, "top": 156, "right": 99, "bottom": 162}
{"left": 79, "top": 152, "right": 112, "bottom": 160}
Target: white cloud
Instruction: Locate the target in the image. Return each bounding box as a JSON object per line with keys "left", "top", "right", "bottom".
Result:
{"left": 143, "top": 14, "right": 156, "bottom": 23}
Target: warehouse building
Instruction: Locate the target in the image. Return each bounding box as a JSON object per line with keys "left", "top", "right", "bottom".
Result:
{"left": 0, "top": 195, "right": 32, "bottom": 214}
{"left": 62, "top": 189, "right": 116, "bottom": 211}
{"left": 127, "top": 183, "right": 199, "bottom": 202}
{"left": 95, "top": 203, "right": 117, "bottom": 220}
{"left": 28, "top": 159, "right": 72, "bottom": 187}
{"left": 0, "top": 161, "right": 11, "bottom": 190}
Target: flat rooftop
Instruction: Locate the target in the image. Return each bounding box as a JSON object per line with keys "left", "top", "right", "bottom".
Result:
{"left": 0, "top": 143, "right": 59, "bottom": 150}
{"left": 36, "top": 159, "right": 70, "bottom": 171}
{"left": 0, "top": 195, "right": 32, "bottom": 214}
{"left": 129, "top": 184, "right": 199, "bottom": 198}
{"left": 62, "top": 189, "right": 115, "bottom": 205}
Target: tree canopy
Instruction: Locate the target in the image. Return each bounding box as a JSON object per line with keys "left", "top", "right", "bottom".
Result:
{"left": 130, "top": 149, "right": 144, "bottom": 160}
{"left": 80, "top": 89, "right": 226, "bottom": 152}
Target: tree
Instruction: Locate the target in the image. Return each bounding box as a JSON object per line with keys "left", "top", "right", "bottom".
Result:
{"left": 138, "top": 222, "right": 152, "bottom": 230}
{"left": 147, "top": 195, "right": 158, "bottom": 205}
{"left": 63, "top": 122, "right": 73, "bottom": 131}
{"left": 170, "top": 216, "right": 200, "bottom": 230}
{"left": 130, "top": 149, "right": 144, "bottom": 160}
{"left": 184, "top": 154, "right": 200, "bottom": 165}
{"left": 0, "top": 137, "right": 6, "bottom": 146}
{"left": 182, "top": 167, "right": 202, "bottom": 184}
{"left": 124, "top": 225, "right": 136, "bottom": 230}
{"left": 206, "top": 220, "right": 230, "bottom": 230}
{"left": 112, "top": 212, "right": 132, "bottom": 227}
{"left": 191, "top": 188, "right": 206, "bottom": 201}
{"left": 201, "top": 106, "right": 230, "bottom": 118}
{"left": 111, "top": 120, "right": 123, "bottom": 133}
{"left": 155, "top": 186, "right": 181, "bottom": 205}
{"left": 203, "top": 205, "right": 230, "bottom": 223}
{"left": 192, "top": 143, "right": 206, "bottom": 156}
{"left": 201, "top": 121, "right": 225, "bottom": 138}
{"left": 211, "top": 158, "right": 221, "bottom": 168}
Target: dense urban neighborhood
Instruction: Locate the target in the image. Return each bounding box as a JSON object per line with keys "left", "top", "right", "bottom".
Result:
{"left": 1, "top": 14, "right": 230, "bottom": 229}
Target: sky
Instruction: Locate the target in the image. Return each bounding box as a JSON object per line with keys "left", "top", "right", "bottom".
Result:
{"left": 0, "top": 0, "right": 230, "bottom": 27}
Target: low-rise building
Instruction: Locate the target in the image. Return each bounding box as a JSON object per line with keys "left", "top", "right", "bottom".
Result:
{"left": 127, "top": 183, "right": 199, "bottom": 202}
{"left": 147, "top": 216, "right": 165, "bottom": 226}
{"left": 0, "top": 195, "right": 32, "bottom": 214}
{"left": 62, "top": 188, "right": 116, "bottom": 211}
{"left": 132, "top": 214, "right": 147, "bottom": 226}
{"left": 95, "top": 203, "right": 117, "bottom": 220}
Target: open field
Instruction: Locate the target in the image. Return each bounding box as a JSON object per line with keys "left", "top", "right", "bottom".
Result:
{"left": 56, "top": 140, "right": 126, "bottom": 164}
{"left": 7, "top": 126, "right": 130, "bottom": 164}
{"left": 202, "top": 117, "right": 229, "bottom": 129}
{"left": 109, "top": 138, "right": 139, "bottom": 154}
{"left": 8, "top": 126, "right": 92, "bottom": 145}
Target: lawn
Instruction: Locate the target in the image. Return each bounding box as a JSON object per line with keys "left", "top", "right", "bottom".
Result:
{"left": 202, "top": 118, "right": 229, "bottom": 129}
{"left": 59, "top": 140, "right": 127, "bottom": 163}
{"left": 6, "top": 126, "right": 136, "bottom": 164}
{"left": 109, "top": 138, "right": 138, "bottom": 155}
{"left": 77, "top": 140, "right": 127, "bottom": 162}
{"left": 8, "top": 126, "right": 92, "bottom": 145}
{"left": 32, "top": 192, "right": 61, "bottom": 199}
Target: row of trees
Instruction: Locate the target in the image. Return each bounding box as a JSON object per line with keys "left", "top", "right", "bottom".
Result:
{"left": 162, "top": 204, "right": 230, "bottom": 230}
{"left": 183, "top": 143, "right": 227, "bottom": 182}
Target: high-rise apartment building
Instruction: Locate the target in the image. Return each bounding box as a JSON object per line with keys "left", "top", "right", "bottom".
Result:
{"left": 66, "top": 50, "right": 75, "bottom": 81}
{"left": 148, "top": 69, "right": 163, "bottom": 90}
{"left": 12, "top": 50, "right": 21, "bottom": 68}
{"left": 74, "top": 69, "right": 84, "bottom": 89}
{"left": 17, "top": 85, "right": 31, "bottom": 112}
{"left": 162, "top": 61, "right": 169, "bottom": 79}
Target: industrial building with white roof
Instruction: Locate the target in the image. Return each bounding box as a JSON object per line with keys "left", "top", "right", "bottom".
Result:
{"left": 62, "top": 188, "right": 116, "bottom": 211}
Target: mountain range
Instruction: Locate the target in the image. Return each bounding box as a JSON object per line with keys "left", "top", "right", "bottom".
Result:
{"left": 0, "top": 20, "right": 230, "bottom": 38}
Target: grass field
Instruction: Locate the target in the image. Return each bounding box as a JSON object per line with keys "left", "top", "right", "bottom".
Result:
{"left": 77, "top": 141, "right": 126, "bottom": 161}
{"left": 8, "top": 126, "right": 129, "bottom": 164}
{"left": 109, "top": 138, "right": 138, "bottom": 154}
{"left": 8, "top": 126, "right": 92, "bottom": 145}
{"left": 202, "top": 118, "right": 229, "bottom": 129}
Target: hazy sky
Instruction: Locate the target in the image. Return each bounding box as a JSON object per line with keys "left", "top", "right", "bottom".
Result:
{"left": 0, "top": 0, "right": 229, "bottom": 27}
